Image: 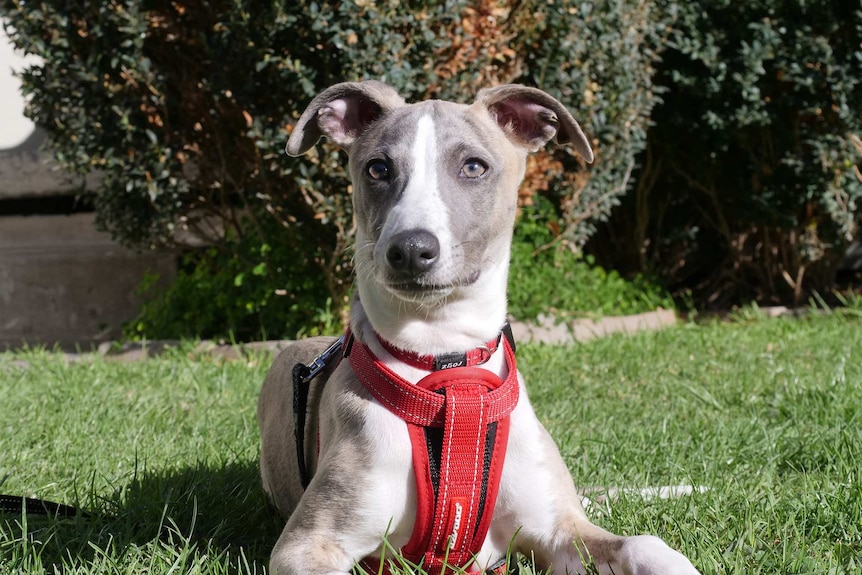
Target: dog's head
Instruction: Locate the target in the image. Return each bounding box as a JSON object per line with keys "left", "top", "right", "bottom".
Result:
{"left": 287, "top": 81, "right": 592, "bottom": 351}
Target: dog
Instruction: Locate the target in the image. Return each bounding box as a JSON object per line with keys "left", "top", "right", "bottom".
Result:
{"left": 258, "top": 81, "right": 702, "bottom": 575}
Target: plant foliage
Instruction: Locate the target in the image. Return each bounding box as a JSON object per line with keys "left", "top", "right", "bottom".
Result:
{"left": 2, "top": 0, "right": 858, "bottom": 338}
{"left": 1, "top": 0, "right": 667, "bottom": 338}
{"left": 590, "top": 1, "right": 862, "bottom": 305}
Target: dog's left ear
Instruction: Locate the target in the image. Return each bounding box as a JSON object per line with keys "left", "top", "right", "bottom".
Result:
{"left": 475, "top": 85, "right": 594, "bottom": 163}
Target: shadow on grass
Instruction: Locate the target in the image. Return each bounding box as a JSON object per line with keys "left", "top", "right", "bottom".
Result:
{"left": 4, "top": 458, "right": 285, "bottom": 573}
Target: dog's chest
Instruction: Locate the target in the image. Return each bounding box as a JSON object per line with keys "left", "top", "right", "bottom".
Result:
{"left": 314, "top": 336, "right": 519, "bottom": 573}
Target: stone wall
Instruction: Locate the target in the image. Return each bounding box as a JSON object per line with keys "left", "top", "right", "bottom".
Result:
{"left": 0, "top": 214, "right": 176, "bottom": 349}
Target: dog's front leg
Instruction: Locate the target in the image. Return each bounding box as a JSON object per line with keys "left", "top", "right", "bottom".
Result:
{"left": 506, "top": 470, "right": 702, "bottom": 575}
{"left": 268, "top": 464, "right": 406, "bottom": 574}
{"left": 268, "top": 426, "right": 414, "bottom": 575}
{"left": 540, "top": 520, "right": 702, "bottom": 575}
{"left": 495, "top": 401, "right": 701, "bottom": 575}
{"left": 269, "top": 519, "right": 357, "bottom": 575}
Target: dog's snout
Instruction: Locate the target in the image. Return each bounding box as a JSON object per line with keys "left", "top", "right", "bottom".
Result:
{"left": 386, "top": 230, "right": 440, "bottom": 274}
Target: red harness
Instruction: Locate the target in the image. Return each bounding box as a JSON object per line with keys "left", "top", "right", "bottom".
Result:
{"left": 348, "top": 334, "right": 520, "bottom": 574}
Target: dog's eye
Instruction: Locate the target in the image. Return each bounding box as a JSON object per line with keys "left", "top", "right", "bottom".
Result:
{"left": 461, "top": 159, "right": 488, "bottom": 179}
{"left": 366, "top": 160, "right": 390, "bottom": 181}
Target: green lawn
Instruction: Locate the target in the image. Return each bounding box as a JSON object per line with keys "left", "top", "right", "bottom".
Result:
{"left": 1, "top": 311, "right": 860, "bottom": 574}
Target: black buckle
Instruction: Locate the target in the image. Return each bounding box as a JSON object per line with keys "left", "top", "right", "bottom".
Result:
{"left": 299, "top": 335, "right": 346, "bottom": 384}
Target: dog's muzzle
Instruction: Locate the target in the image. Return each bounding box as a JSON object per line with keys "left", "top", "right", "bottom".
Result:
{"left": 377, "top": 228, "right": 482, "bottom": 301}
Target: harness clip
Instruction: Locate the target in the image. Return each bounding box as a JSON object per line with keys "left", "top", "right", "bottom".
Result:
{"left": 301, "top": 335, "right": 346, "bottom": 384}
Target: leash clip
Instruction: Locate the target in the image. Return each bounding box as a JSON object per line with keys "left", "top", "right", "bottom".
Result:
{"left": 301, "top": 335, "right": 346, "bottom": 384}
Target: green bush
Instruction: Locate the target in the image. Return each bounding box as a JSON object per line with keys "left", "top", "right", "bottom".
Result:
{"left": 0, "top": 0, "right": 669, "bottom": 339}
{"left": 508, "top": 198, "right": 674, "bottom": 321}
{"left": 590, "top": 0, "right": 862, "bottom": 306}
{"left": 127, "top": 219, "right": 341, "bottom": 341}
{"left": 5, "top": 1, "right": 857, "bottom": 334}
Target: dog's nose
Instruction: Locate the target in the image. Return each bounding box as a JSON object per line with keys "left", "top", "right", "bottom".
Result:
{"left": 386, "top": 230, "right": 440, "bottom": 274}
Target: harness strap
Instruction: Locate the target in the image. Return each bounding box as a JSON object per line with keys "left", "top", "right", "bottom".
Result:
{"left": 349, "top": 339, "right": 519, "bottom": 427}
{"left": 350, "top": 335, "right": 519, "bottom": 575}
{"left": 418, "top": 376, "right": 507, "bottom": 571}
{"left": 291, "top": 362, "right": 313, "bottom": 489}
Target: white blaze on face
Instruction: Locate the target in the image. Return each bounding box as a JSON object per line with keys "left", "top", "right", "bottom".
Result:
{"left": 378, "top": 114, "right": 453, "bottom": 270}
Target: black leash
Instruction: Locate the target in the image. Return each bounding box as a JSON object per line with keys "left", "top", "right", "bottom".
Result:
{"left": 292, "top": 335, "right": 348, "bottom": 489}
{"left": 0, "top": 494, "right": 91, "bottom": 519}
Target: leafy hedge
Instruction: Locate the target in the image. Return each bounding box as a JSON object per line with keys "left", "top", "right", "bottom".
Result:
{"left": 1, "top": 0, "right": 667, "bottom": 339}
{"left": 2, "top": 0, "right": 859, "bottom": 338}
{"left": 589, "top": 0, "right": 862, "bottom": 306}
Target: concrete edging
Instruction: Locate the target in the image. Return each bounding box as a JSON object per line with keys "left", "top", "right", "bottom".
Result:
{"left": 86, "top": 308, "right": 680, "bottom": 363}
{"left": 509, "top": 308, "right": 678, "bottom": 346}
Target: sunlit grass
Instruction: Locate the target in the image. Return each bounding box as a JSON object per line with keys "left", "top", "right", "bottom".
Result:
{"left": 2, "top": 310, "right": 860, "bottom": 573}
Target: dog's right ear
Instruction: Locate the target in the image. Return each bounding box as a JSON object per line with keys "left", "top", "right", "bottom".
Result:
{"left": 285, "top": 81, "right": 406, "bottom": 156}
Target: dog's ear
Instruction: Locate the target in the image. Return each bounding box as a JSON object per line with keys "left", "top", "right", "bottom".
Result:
{"left": 475, "top": 85, "right": 594, "bottom": 163}
{"left": 286, "top": 81, "right": 406, "bottom": 156}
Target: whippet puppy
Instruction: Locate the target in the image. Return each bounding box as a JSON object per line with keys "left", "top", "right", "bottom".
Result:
{"left": 258, "top": 81, "right": 701, "bottom": 575}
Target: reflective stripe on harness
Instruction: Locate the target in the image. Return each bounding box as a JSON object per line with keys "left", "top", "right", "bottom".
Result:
{"left": 349, "top": 335, "right": 520, "bottom": 575}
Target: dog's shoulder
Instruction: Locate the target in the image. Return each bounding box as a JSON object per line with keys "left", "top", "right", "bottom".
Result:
{"left": 259, "top": 336, "right": 344, "bottom": 431}
{"left": 264, "top": 336, "right": 342, "bottom": 384}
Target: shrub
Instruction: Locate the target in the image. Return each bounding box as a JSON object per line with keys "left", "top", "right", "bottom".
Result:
{"left": 589, "top": 0, "right": 862, "bottom": 306}
{"left": 127, "top": 218, "right": 341, "bottom": 341}
{"left": 0, "top": 0, "right": 675, "bottom": 338}
{"left": 508, "top": 197, "right": 674, "bottom": 321}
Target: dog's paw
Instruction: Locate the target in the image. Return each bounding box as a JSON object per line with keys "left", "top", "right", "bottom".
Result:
{"left": 619, "top": 535, "right": 701, "bottom": 575}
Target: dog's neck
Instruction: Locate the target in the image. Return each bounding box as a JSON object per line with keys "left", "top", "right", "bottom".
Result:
{"left": 350, "top": 244, "right": 511, "bottom": 357}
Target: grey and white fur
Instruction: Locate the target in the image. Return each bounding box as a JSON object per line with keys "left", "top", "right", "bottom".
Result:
{"left": 258, "top": 81, "right": 702, "bottom": 575}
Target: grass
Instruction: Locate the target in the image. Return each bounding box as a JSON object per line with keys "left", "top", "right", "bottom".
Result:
{"left": 1, "top": 310, "right": 861, "bottom": 574}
